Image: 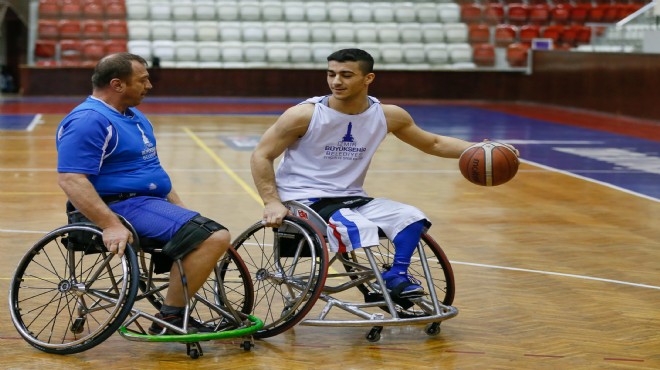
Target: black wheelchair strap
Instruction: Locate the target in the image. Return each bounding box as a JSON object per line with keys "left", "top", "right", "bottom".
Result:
{"left": 309, "top": 196, "right": 374, "bottom": 222}
{"left": 65, "top": 193, "right": 142, "bottom": 214}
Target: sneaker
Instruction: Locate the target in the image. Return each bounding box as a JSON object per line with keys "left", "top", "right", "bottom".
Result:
{"left": 148, "top": 312, "right": 215, "bottom": 335}
{"left": 380, "top": 270, "right": 424, "bottom": 298}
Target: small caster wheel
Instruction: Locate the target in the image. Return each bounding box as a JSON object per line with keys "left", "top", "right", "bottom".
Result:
{"left": 425, "top": 322, "right": 441, "bottom": 336}
{"left": 240, "top": 340, "right": 253, "bottom": 351}
{"left": 70, "top": 317, "right": 86, "bottom": 334}
{"left": 187, "top": 342, "right": 203, "bottom": 359}
{"left": 366, "top": 326, "right": 382, "bottom": 342}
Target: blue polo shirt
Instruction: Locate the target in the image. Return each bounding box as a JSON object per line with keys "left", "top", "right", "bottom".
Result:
{"left": 56, "top": 96, "right": 172, "bottom": 198}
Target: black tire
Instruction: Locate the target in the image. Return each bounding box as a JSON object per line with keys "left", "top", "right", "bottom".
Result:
{"left": 231, "top": 216, "right": 328, "bottom": 338}
{"left": 9, "top": 224, "right": 139, "bottom": 354}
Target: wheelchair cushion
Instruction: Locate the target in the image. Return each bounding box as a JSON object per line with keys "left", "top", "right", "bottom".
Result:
{"left": 65, "top": 212, "right": 106, "bottom": 254}
{"left": 276, "top": 231, "right": 312, "bottom": 258}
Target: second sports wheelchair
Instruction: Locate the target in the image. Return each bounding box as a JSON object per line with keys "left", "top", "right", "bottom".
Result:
{"left": 228, "top": 200, "right": 458, "bottom": 342}
{"left": 8, "top": 209, "right": 262, "bottom": 359}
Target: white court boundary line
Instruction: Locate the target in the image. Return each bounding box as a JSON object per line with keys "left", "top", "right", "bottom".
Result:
{"left": 451, "top": 260, "right": 660, "bottom": 290}
{"left": 26, "top": 114, "right": 42, "bottom": 132}
{"left": 521, "top": 158, "right": 660, "bottom": 203}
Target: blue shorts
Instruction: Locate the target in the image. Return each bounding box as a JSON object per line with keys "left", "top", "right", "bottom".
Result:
{"left": 108, "top": 196, "right": 199, "bottom": 243}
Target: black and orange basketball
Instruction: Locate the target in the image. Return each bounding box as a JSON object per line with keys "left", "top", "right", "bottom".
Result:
{"left": 459, "top": 142, "right": 519, "bottom": 186}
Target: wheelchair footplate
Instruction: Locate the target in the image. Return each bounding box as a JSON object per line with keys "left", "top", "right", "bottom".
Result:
{"left": 118, "top": 314, "right": 263, "bottom": 358}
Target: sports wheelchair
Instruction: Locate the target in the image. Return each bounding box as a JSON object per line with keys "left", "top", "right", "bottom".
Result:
{"left": 229, "top": 200, "right": 458, "bottom": 342}
{"left": 8, "top": 210, "right": 262, "bottom": 359}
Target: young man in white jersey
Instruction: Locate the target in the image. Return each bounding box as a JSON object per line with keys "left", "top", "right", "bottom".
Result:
{"left": 251, "top": 48, "right": 509, "bottom": 297}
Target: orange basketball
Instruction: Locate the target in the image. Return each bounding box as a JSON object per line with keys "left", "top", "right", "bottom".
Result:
{"left": 459, "top": 142, "right": 519, "bottom": 186}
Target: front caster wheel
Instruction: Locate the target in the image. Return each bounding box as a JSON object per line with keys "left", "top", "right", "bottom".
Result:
{"left": 366, "top": 326, "right": 382, "bottom": 342}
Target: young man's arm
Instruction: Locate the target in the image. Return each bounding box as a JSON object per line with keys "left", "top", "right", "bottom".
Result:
{"left": 250, "top": 104, "right": 314, "bottom": 226}
{"left": 383, "top": 104, "right": 474, "bottom": 158}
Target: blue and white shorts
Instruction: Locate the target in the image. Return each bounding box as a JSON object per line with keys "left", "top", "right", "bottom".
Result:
{"left": 300, "top": 198, "right": 429, "bottom": 253}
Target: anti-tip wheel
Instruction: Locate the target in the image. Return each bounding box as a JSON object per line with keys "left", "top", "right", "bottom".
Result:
{"left": 425, "top": 322, "right": 441, "bottom": 336}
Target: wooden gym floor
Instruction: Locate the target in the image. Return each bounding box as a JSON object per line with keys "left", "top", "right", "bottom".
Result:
{"left": 0, "top": 97, "right": 658, "bottom": 369}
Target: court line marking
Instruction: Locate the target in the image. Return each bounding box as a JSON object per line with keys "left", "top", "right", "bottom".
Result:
{"left": 451, "top": 260, "right": 660, "bottom": 290}
{"left": 26, "top": 114, "right": 42, "bottom": 131}
{"left": 520, "top": 159, "right": 660, "bottom": 203}
{"left": 182, "top": 127, "right": 263, "bottom": 205}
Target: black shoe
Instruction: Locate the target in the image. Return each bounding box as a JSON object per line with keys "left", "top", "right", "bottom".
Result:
{"left": 148, "top": 312, "right": 215, "bottom": 335}
{"left": 381, "top": 270, "right": 425, "bottom": 298}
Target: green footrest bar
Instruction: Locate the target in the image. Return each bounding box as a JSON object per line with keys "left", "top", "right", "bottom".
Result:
{"left": 118, "top": 315, "right": 264, "bottom": 343}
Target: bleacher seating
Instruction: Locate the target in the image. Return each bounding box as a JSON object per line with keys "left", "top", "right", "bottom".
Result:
{"left": 32, "top": 0, "right": 656, "bottom": 69}
{"left": 35, "top": 0, "right": 129, "bottom": 66}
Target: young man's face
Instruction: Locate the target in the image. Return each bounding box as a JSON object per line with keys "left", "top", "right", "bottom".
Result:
{"left": 326, "top": 60, "right": 374, "bottom": 101}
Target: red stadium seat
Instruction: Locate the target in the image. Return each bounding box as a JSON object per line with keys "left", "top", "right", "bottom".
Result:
{"left": 82, "top": 1, "right": 105, "bottom": 19}
{"left": 60, "top": 60, "right": 86, "bottom": 67}
{"left": 106, "top": 20, "right": 128, "bottom": 39}
{"left": 60, "top": 1, "right": 82, "bottom": 18}
{"left": 460, "top": 4, "right": 483, "bottom": 24}
{"left": 105, "top": 2, "right": 127, "bottom": 19}
{"left": 81, "top": 20, "right": 105, "bottom": 39}
{"left": 588, "top": 4, "right": 606, "bottom": 22}
{"left": 560, "top": 25, "right": 580, "bottom": 47}
{"left": 104, "top": 39, "right": 128, "bottom": 54}
{"left": 494, "top": 24, "right": 518, "bottom": 47}
{"left": 519, "top": 24, "right": 540, "bottom": 45}
{"left": 550, "top": 4, "right": 572, "bottom": 24}
{"left": 468, "top": 24, "right": 491, "bottom": 45}
{"left": 506, "top": 43, "right": 529, "bottom": 67}
{"left": 60, "top": 39, "right": 82, "bottom": 61}
{"left": 507, "top": 3, "right": 530, "bottom": 26}
{"left": 541, "top": 25, "right": 564, "bottom": 46}
{"left": 576, "top": 26, "right": 593, "bottom": 45}
{"left": 34, "top": 39, "right": 57, "bottom": 58}
{"left": 570, "top": 4, "right": 591, "bottom": 24}
{"left": 36, "top": 60, "right": 60, "bottom": 67}
{"left": 38, "top": 20, "right": 59, "bottom": 39}
{"left": 58, "top": 19, "right": 82, "bottom": 39}
{"left": 529, "top": 4, "right": 550, "bottom": 25}
{"left": 38, "top": 0, "right": 60, "bottom": 18}
{"left": 81, "top": 40, "right": 106, "bottom": 61}
{"left": 483, "top": 3, "right": 504, "bottom": 25}
{"left": 472, "top": 43, "right": 496, "bottom": 67}
{"left": 618, "top": 3, "right": 642, "bottom": 20}
{"left": 602, "top": 5, "right": 620, "bottom": 23}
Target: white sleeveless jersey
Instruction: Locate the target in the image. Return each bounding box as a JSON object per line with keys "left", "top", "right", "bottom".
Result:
{"left": 275, "top": 95, "right": 388, "bottom": 201}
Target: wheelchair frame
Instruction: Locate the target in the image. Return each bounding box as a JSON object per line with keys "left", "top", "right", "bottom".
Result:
{"left": 229, "top": 200, "right": 458, "bottom": 342}
{"left": 8, "top": 217, "right": 262, "bottom": 359}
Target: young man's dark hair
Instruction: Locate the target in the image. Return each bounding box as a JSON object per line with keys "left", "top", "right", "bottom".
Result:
{"left": 327, "top": 48, "right": 374, "bottom": 74}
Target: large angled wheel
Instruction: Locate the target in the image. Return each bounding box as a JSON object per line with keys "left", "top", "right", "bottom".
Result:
{"left": 230, "top": 216, "right": 328, "bottom": 338}
{"left": 9, "top": 224, "right": 139, "bottom": 354}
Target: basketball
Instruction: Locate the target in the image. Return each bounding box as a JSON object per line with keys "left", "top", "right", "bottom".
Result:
{"left": 459, "top": 142, "right": 519, "bottom": 186}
